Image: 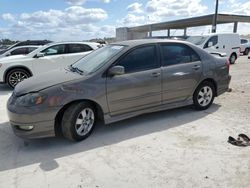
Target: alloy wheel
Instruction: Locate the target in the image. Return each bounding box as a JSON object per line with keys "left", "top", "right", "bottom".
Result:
{"left": 75, "top": 108, "right": 95, "bottom": 136}
{"left": 197, "top": 86, "right": 213, "bottom": 107}
{"left": 8, "top": 71, "right": 29, "bottom": 87}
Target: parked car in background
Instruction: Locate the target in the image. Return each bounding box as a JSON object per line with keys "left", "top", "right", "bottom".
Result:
{"left": 240, "top": 38, "right": 250, "bottom": 55}
{"left": 186, "top": 33, "right": 240, "bottom": 64}
{"left": 0, "top": 41, "right": 100, "bottom": 88}
{"left": 0, "top": 40, "right": 52, "bottom": 55}
{"left": 0, "top": 46, "right": 39, "bottom": 59}
{"left": 0, "top": 45, "right": 11, "bottom": 50}
{"left": 7, "top": 39, "right": 231, "bottom": 141}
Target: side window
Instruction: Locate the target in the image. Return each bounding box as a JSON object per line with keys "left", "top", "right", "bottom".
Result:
{"left": 68, "top": 44, "right": 93, "bottom": 53}
{"left": 10, "top": 48, "right": 27, "bottom": 55}
{"left": 117, "top": 45, "right": 158, "bottom": 73}
{"left": 204, "top": 36, "right": 218, "bottom": 48}
{"left": 241, "top": 39, "right": 247, "bottom": 44}
{"left": 27, "top": 47, "right": 37, "bottom": 53}
{"left": 83, "top": 45, "right": 93, "bottom": 51}
{"left": 41, "top": 44, "right": 66, "bottom": 56}
{"left": 161, "top": 44, "right": 200, "bottom": 66}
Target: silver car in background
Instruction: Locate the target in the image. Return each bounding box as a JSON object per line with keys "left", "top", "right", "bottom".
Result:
{"left": 7, "top": 39, "right": 231, "bottom": 142}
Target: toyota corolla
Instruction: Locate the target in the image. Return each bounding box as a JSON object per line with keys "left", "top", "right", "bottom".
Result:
{"left": 7, "top": 39, "right": 231, "bottom": 141}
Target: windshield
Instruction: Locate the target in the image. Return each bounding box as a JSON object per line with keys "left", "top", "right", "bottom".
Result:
{"left": 186, "top": 36, "right": 208, "bottom": 45}
{"left": 72, "top": 45, "right": 125, "bottom": 74}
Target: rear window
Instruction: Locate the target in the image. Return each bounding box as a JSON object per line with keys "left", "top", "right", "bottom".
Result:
{"left": 161, "top": 43, "right": 200, "bottom": 66}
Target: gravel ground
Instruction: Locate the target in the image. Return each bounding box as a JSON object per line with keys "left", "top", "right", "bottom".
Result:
{"left": 0, "top": 56, "right": 250, "bottom": 188}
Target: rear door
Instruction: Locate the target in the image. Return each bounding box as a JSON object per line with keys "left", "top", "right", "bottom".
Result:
{"left": 160, "top": 43, "right": 202, "bottom": 104}
{"left": 106, "top": 45, "right": 162, "bottom": 115}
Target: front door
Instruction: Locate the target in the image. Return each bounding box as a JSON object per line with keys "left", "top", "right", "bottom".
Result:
{"left": 33, "top": 44, "right": 68, "bottom": 75}
{"left": 160, "top": 43, "right": 202, "bottom": 104}
{"left": 106, "top": 45, "right": 162, "bottom": 116}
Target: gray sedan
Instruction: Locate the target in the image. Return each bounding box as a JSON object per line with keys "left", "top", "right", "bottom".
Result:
{"left": 7, "top": 39, "right": 231, "bottom": 141}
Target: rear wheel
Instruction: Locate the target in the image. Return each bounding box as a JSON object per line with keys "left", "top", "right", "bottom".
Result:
{"left": 193, "top": 81, "right": 215, "bottom": 110}
{"left": 6, "top": 68, "right": 30, "bottom": 88}
{"left": 61, "top": 102, "right": 96, "bottom": 142}
{"left": 229, "top": 54, "right": 236, "bottom": 64}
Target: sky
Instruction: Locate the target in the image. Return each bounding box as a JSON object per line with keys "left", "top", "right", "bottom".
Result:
{"left": 0, "top": 0, "right": 250, "bottom": 41}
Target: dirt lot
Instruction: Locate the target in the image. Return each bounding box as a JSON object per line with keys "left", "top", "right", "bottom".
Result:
{"left": 0, "top": 56, "right": 250, "bottom": 188}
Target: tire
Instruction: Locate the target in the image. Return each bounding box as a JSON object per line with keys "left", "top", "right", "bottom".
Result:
{"left": 6, "top": 68, "right": 30, "bottom": 88}
{"left": 244, "top": 48, "right": 249, "bottom": 56}
{"left": 193, "top": 81, "right": 215, "bottom": 110}
{"left": 61, "top": 102, "right": 96, "bottom": 142}
{"left": 229, "top": 54, "right": 236, "bottom": 64}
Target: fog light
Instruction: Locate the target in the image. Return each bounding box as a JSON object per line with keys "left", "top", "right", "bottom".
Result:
{"left": 18, "top": 125, "right": 34, "bottom": 131}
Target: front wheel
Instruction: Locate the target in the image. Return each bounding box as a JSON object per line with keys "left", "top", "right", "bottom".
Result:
{"left": 61, "top": 102, "right": 96, "bottom": 141}
{"left": 193, "top": 81, "right": 215, "bottom": 110}
{"left": 6, "top": 69, "right": 30, "bottom": 88}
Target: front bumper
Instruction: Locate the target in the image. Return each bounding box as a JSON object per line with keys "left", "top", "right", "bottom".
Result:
{"left": 7, "top": 94, "right": 61, "bottom": 139}
{"left": 10, "top": 119, "right": 55, "bottom": 139}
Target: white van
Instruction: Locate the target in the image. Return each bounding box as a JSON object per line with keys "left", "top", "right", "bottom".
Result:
{"left": 187, "top": 33, "right": 240, "bottom": 64}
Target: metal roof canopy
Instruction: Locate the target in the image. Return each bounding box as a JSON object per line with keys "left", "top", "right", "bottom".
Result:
{"left": 128, "top": 14, "right": 250, "bottom": 32}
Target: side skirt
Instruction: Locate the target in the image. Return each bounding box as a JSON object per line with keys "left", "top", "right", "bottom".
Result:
{"left": 104, "top": 99, "right": 193, "bottom": 125}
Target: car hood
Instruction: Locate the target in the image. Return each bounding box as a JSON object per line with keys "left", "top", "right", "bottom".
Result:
{"left": 14, "top": 68, "right": 84, "bottom": 96}
{"left": 0, "top": 55, "right": 27, "bottom": 62}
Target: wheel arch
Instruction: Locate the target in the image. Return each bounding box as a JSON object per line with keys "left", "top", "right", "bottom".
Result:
{"left": 195, "top": 78, "right": 218, "bottom": 97}
{"left": 4, "top": 66, "right": 33, "bottom": 83}
{"left": 54, "top": 99, "right": 104, "bottom": 136}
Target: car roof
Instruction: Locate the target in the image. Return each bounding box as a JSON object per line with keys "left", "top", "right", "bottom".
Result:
{"left": 112, "top": 39, "right": 191, "bottom": 48}
{"left": 45, "top": 41, "right": 100, "bottom": 46}
{"left": 11, "top": 45, "right": 40, "bottom": 49}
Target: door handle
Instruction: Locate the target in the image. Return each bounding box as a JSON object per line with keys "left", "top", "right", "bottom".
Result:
{"left": 192, "top": 65, "right": 200, "bottom": 70}
{"left": 216, "top": 46, "right": 219, "bottom": 49}
{"left": 151, "top": 72, "right": 161, "bottom": 77}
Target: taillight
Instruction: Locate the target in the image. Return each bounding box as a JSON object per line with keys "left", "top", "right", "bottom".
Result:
{"left": 226, "top": 59, "right": 230, "bottom": 70}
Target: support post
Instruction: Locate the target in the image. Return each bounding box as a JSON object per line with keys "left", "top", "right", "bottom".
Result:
{"left": 212, "top": 0, "right": 219, "bottom": 33}
{"left": 149, "top": 25, "right": 152, "bottom": 37}
{"left": 184, "top": 28, "right": 187, "bottom": 37}
{"left": 233, "top": 22, "right": 238, "bottom": 33}
{"left": 167, "top": 29, "right": 170, "bottom": 37}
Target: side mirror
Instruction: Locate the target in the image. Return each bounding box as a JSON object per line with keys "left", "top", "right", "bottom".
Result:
{"left": 208, "top": 41, "right": 213, "bottom": 47}
{"left": 108, "top": 66, "right": 125, "bottom": 76}
{"left": 36, "top": 52, "right": 45, "bottom": 58}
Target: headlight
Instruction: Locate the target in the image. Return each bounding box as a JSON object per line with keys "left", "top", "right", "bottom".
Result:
{"left": 16, "top": 92, "right": 47, "bottom": 107}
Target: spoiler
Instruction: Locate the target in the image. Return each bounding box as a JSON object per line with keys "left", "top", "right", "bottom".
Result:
{"left": 210, "top": 52, "right": 227, "bottom": 57}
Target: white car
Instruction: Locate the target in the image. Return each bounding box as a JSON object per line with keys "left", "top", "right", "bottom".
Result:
{"left": 187, "top": 33, "right": 241, "bottom": 64}
{"left": 0, "top": 46, "right": 39, "bottom": 59}
{"left": 240, "top": 38, "right": 250, "bottom": 55}
{"left": 0, "top": 41, "right": 100, "bottom": 88}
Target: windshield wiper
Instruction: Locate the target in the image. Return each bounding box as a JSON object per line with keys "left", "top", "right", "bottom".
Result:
{"left": 68, "top": 65, "right": 84, "bottom": 75}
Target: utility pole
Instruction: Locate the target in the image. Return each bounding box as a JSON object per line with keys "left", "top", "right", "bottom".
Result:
{"left": 212, "top": 0, "right": 219, "bottom": 33}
